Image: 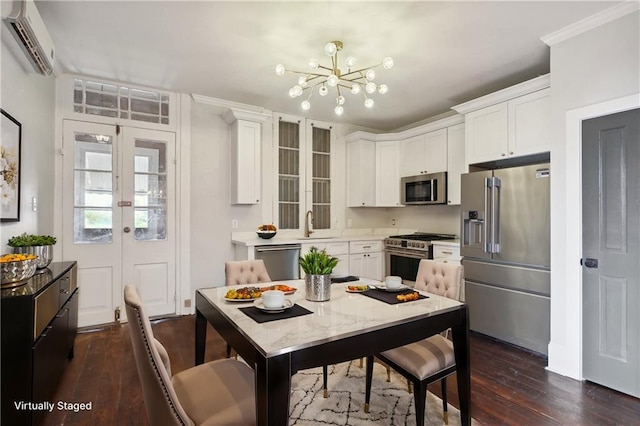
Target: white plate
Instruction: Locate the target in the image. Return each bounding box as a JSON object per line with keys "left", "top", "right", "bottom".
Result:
{"left": 376, "top": 284, "right": 406, "bottom": 292}
{"left": 224, "top": 296, "right": 259, "bottom": 302}
{"left": 253, "top": 298, "right": 293, "bottom": 313}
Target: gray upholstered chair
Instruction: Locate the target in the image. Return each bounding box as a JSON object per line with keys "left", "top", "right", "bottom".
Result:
{"left": 224, "top": 259, "right": 272, "bottom": 286}
{"left": 224, "top": 259, "right": 272, "bottom": 357}
{"left": 124, "top": 284, "right": 256, "bottom": 426}
{"left": 364, "top": 259, "right": 463, "bottom": 426}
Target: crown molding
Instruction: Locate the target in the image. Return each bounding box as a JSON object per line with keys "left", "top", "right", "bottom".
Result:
{"left": 541, "top": 1, "right": 639, "bottom": 46}
{"left": 345, "top": 113, "right": 464, "bottom": 143}
{"left": 191, "top": 93, "right": 269, "bottom": 113}
{"left": 451, "top": 74, "right": 550, "bottom": 114}
{"left": 222, "top": 108, "right": 271, "bottom": 125}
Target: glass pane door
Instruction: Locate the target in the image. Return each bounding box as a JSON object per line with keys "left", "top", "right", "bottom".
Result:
{"left": 133, "top": 139, "right": 167, "bottom": 241}
{"left": 73, "top": 132, "right": 114, "bottom": 244}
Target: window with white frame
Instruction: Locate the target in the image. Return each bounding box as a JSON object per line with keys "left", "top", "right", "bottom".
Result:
{"left": 73, "top": 78, "right": 170, "bottom": 124}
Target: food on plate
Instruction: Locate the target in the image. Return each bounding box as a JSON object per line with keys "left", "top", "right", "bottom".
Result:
{"left": 0, "top": 253, "right": 37, "bottom": 263}
{"left": 396, "top": 292, "right": 419, "bottom": 302}
{"left": 258, "top": 224, "right": 277, "bottom": 231}
{"left": 347, "top": 285, "right": 369, "bottom": 291}
{"left": 225, "top": 287, "right": 263, "bottom": 300}
{"left": 264, "top": 284, "right": 296, "bottom": 293}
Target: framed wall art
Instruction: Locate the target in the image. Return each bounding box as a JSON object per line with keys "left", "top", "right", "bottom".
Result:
{"left": 1, "top": 109, "right": 22, "bottom": 222}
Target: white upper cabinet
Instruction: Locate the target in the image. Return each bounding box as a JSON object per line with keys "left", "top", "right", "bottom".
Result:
{"left": 507, "top": 89, "right": 551, "bottom": 157}
{"left": 400, "top": 129, "right": 447, "bottom": 177}
{"left": 453, "top": 75, "right": 550, "bottom": 166}
{"left": 464, "top": 102, "right": 509, "bottom": 164}
{"left": 224, "top": 109, "right": 270, "bottom": 205}
{"left": 375, "top": 141, "right": 402, "bottom": 207}
{"left": 446, "top": 123, "right": 466, "bottom": 205}
{"left": 347, "top": 138, "right": 376, "bottom": 207}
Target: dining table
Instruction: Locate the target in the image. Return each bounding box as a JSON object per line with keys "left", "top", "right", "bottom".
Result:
{"left": 195, "top": 279, "right": 470, "bottom": 426}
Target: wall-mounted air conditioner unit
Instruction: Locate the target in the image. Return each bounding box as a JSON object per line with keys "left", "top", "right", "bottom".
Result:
{"left": 6, "top": 0, "right": 56, "bottom": 75}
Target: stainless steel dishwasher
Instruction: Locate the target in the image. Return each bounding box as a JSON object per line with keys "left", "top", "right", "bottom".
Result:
{"left": 254, "top": 244, "right": 301, "bottom": 281}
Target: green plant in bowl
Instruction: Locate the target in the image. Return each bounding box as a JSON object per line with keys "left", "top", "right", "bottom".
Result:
{"left": 7, "top": 234, "right": 57, "bottom": 247}
{"left": 7, "top": 233, "right": 57, "bottom": 270}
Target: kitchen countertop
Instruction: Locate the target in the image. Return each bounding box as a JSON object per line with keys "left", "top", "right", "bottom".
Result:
{"left": 232, "top": 234, "right": 389, "bottom": 247}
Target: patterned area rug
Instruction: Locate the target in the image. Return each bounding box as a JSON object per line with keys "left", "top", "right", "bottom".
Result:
{"left": 290, "top": 360, "right": 466, "bottom": 425}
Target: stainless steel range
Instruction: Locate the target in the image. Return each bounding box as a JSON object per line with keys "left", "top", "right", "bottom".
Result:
{"left": 385, "top": 232, "right": 457, "bottom": 286}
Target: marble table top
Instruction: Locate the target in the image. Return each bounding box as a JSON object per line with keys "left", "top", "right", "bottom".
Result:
{"left": 198, "top": 279, "right": 463, "bottom": 358}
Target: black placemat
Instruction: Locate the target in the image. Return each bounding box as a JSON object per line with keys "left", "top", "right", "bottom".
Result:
{"left": 360, "top": 289, "right": 428, "bottom": 305}
{"left": 331, "top": 275, "right": 359, "bottom": 283}
{"left": 239, "top": 304, "right": 313, "bottom": 323}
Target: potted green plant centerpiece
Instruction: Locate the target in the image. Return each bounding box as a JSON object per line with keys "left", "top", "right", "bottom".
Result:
{"left": 8, "top": 233, "right": 57, "bottom": 270}
{"left": 299, "top": 246, "right": 338, "bottom": 302}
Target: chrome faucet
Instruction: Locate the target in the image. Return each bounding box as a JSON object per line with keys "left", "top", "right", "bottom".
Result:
{"left": 305, "top": 210, "right": 314, "bottom": 237}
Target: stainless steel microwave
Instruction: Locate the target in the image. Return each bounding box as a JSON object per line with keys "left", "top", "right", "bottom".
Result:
{"left": 401, "top": 172, "right": 447, "bottom": 205}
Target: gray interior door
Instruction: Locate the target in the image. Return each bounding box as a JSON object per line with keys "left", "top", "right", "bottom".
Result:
{"left": 582, "top": 108, "right": 639, "bottom": 397}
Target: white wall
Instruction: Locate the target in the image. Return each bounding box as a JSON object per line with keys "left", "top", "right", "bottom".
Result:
{"left": 547, "top": 10, "right": 640, "bottom": 378}
{"left": 0, "top": 11, "right": 56, "bottom": 248}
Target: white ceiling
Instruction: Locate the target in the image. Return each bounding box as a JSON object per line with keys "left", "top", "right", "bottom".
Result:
{"left": 34, "top": 0, "right": 618, "bottom": 131}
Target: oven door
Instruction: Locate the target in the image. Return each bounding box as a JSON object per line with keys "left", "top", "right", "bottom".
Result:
{"left": 385, "top": 247, "right": 430, "bottom": 286}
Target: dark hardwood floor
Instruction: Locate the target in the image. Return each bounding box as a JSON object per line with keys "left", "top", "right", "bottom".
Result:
{"left": 45, "top": 315, "right": 639, "bottom": 425}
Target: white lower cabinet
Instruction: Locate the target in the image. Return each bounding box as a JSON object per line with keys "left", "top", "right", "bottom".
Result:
{"left": 349, "top": 240, "right": 383, "bottom": 281}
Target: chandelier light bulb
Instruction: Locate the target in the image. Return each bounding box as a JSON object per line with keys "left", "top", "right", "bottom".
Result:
{"left": 294, "top": 85, "right": 303, "bottom": 96}
{"left": 335, "top": 105, "right": 344, "bottom": 115}
{"left": 318, "top": 85, "right": 328, "bottom": 96}
{"left": 337, "top": 95, "right": 345, "bottom": 105}
{"left": 365, "top": 69, "right": 376, "bottom": 81}
{"left": 325, "top": 42, "right": 338, "bottom": 56}
{"left": 351, "top": 84, "right": 361, "bottom": 95}
{"left": 275, "top": 64, "right": 286, "bottom": 76}
{"left": 365, "top": 82, "right": 377, "bottom": 94}
{"left": 298, "top": 75, "right": 308, "bottom": 86}
{"left": 289, "top": 88, "right": 297, "bottom": 98}
{"left": 309, "top": 58, "right": 319, "bottom": 69}
{"left": 364, "top": 98, "right": 374, "bottom": 108}
{"left": 327, "top": 74, "right": 339, "bottom": 87}
{"left": 383, "top": 57, "right": 394, "bottom": 69}
{"left": 301, "top": 100, "right": 311, "bottom": 110}
{"left": 345, "top": 56, "right": 357, "bottom": 68}
{"left": 378, "top": 84, "right": 388, "bottom": 94}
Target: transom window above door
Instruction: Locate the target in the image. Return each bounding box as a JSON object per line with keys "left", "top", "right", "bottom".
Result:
{"left": 73, "top": 78, "right": 170, "bottom": 125}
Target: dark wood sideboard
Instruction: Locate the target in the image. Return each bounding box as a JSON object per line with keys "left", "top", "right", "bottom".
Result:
{"left": 1, "top": 261, "right": 78, "bottom": 426}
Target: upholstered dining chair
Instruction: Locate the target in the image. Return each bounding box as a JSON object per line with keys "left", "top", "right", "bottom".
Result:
{"left": 224, "top": 259, "right": 272, "bottom": 286}
{"left": 364, "top": 259, "right": 463, "bottom": 426}
{"left": 124, "top": 284, "right": 256, "bottom": 425}
{"left": 224, "top": 259, "right": 272, "bottom": 357}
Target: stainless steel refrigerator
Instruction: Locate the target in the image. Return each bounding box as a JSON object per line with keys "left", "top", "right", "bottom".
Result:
{"left": 461, "top": 163, "right": 550, "bottom": 354}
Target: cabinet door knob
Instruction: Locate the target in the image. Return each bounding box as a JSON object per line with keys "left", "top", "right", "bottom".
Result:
{"left": 501, "top": 153, "right": 506, "bottom": 157}
{"left": 123, "top": 227, "right": 131, "bottom": 233}
{"left": 509, "top": 151, "right": 514, "bottom": 155}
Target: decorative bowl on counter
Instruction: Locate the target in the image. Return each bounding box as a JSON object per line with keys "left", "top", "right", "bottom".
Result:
{"left": 256, "top": 231, "right": 277, "bottom": 239}
{"left": 13, "top": 245, "right": 54, "bottom": 270}
{"left": 1, "top": 254, "right": 38, "bottom": 287}
{"left": 257, "top": 224, "right": 277, "bottom": 239}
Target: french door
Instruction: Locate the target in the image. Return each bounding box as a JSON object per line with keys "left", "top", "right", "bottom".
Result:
{"left": 62, "top": 120, "right": 176, "bottom": 326}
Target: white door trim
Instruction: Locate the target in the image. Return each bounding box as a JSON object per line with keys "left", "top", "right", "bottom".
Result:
{"left": 548, "top": 93, "right": 640, "bottom": 380}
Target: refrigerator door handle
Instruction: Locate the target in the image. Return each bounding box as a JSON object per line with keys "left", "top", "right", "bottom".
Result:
{"left": 491, "top": 177, "right": 501, "bottom": 253}
{"left": 484, "top": 177, "right": 491, "bottom": 253}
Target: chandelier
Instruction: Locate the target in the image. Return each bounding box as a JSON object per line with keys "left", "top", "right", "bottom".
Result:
{"left": 275, "top": 41, "right": 394, "bottom": 116}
